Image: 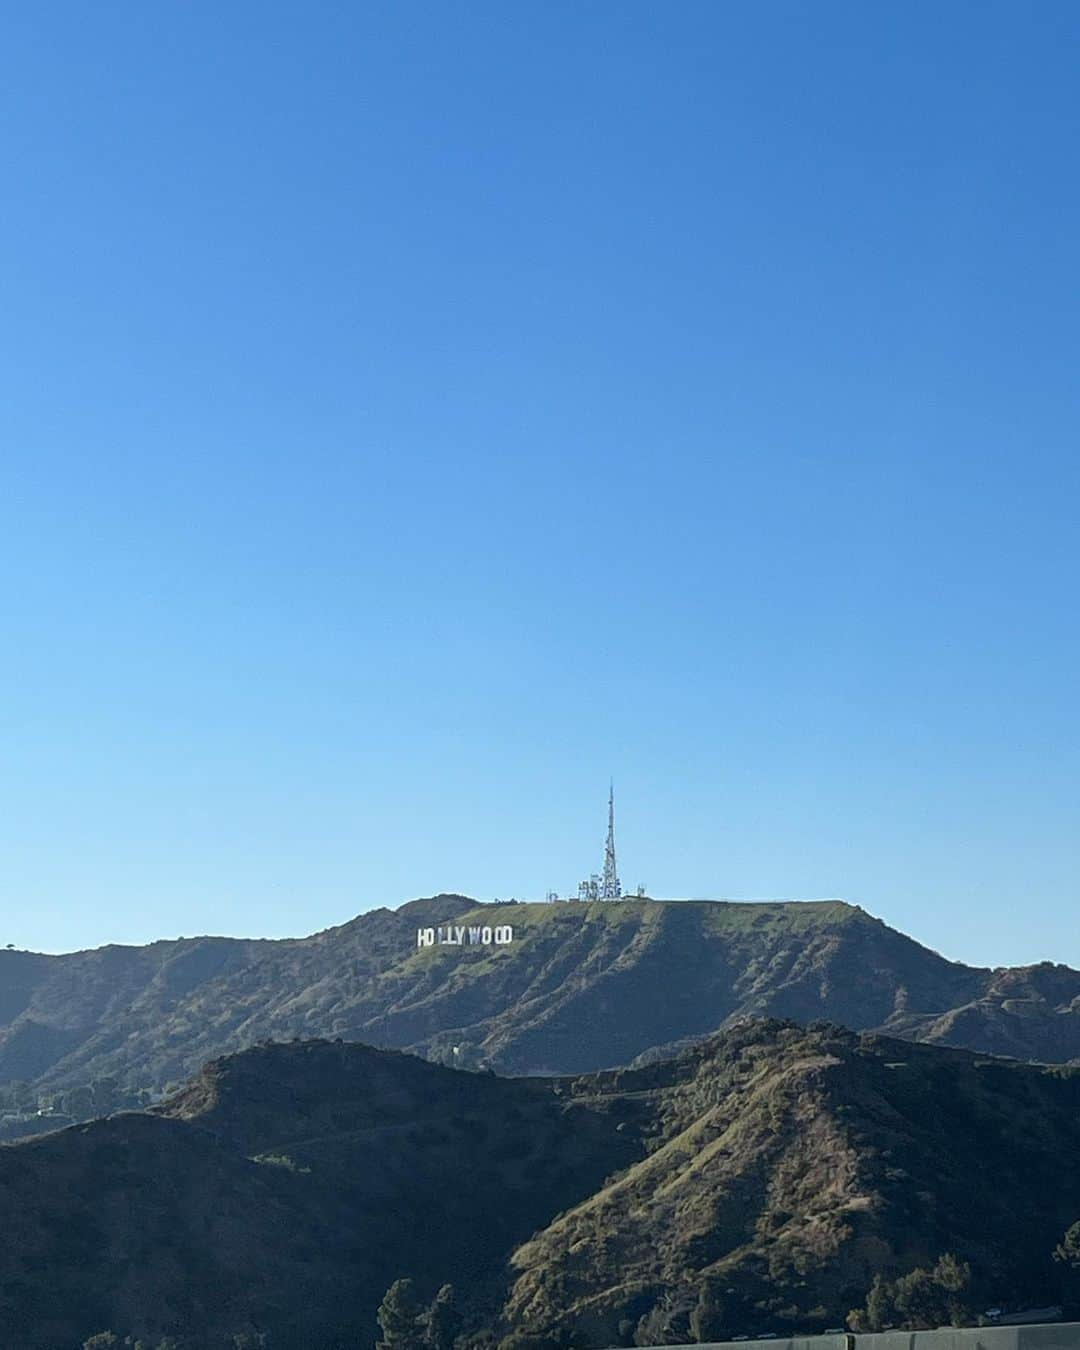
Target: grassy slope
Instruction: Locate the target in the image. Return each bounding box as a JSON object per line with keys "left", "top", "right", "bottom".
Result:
{"left": 4, "top": 898, "right": 1080, "bottom": 1098}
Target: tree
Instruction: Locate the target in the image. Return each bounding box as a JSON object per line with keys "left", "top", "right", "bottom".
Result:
{"left": 933, "top": 1253, "right": 971, "bottom": 1295}
{"left": 83, "top": 1335, "right": 122, "bottom": 1350}
{"left": 633, "top": 1289, "right": 697, "bottom": 1346}
{"left": 1055, "top": 1221, "right": 1080, "bottom": 1270}
{"left": 1056, "top": 1223, "right": 1080, "bottom": 1308}
{"left": 424, "top": 1284, "right": 461, "bottom": 1350}
{"left": 893, "top": 1267, "right": 948, "bottom": 1328}
{"left": 377, "top": 1278, "right": 424, "bottom": 1350}
{"left": 864, "top": 1273, "right": 895, "bottom": 1330}
{"left": 688, "top": 1278, "right": 725, "bottom": 1343}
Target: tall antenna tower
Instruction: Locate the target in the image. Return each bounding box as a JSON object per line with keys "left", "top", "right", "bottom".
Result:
{"left": 600, "top": 782, "right": 622, "bottom": 899}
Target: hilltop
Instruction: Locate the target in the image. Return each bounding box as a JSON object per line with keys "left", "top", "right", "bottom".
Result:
{"left": 2, "top": 897, "right": 1079, "bottom": 1112}
{"left": 0, "top": 1023, "right": 1078, "bottom": 1348}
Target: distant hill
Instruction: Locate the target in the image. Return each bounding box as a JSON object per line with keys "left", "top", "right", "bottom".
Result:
{"left": 2, "top": 897, "right": 1080, "bottom": 1105}
{"left": 1, "top": 1023, "right": 1078, "bottom": 1349}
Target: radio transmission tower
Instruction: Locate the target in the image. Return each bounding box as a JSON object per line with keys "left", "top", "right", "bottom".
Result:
{"left": 600, "top": 782, "right": 622, "bottom": 899}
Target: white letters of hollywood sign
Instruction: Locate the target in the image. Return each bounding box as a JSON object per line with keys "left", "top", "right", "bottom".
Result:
{"left": 417, "top": 924, "right": 514, "bottom": 948}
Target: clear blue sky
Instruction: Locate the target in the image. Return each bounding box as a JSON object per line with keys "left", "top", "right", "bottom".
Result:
{"left": 1, "top": 3, "right": 1077, "bottom": 965}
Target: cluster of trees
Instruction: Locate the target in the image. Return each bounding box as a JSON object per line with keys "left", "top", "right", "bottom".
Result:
{"left": 1056, "top": 1222, "right": 1080, "bottom": 1273}
{"left": 74, "top": 1282, "right": 465, "bottom": 1350}
{"left": 376, "top": 1278, "right": 583, "bottom": 1350}
{"left": 1057, "top": 1221, "right": 1080, "bottom": 1306}
{"left": 377, "top": 1280, "right": 462, "bottom": 1350}
{"left": 847, "top": 1224, "right": 1080, "bottom": 1334}
{"left": 83, "top": 1336, "right": 189, "bottom": 1349}
{"left": 848, "top": 1253, "right": 974, "bottom": 1332}
{"left": 66, "top": 1220, "right": 1080, "bottom": 1350}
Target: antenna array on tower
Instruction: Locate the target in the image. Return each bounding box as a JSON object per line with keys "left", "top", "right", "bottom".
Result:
{"left": 551, "top": 784, "right": 645, "bottom": 902}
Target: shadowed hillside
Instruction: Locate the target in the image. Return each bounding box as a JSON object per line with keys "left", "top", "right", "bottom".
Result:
{"left": 0, "top": 1038, "right": 642, "bottom": 1350}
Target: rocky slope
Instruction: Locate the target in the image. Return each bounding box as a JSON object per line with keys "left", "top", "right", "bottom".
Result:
{"left": 0, "top": 1024, "right": 1078, "bottom": 1349}
{"left": 2, "top": 897, "right": 1080, "bottom": 1102}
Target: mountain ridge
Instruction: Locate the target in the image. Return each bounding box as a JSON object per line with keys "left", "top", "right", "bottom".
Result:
{"left": 2, "top": 897, "right": 1078, "bottom": 1106}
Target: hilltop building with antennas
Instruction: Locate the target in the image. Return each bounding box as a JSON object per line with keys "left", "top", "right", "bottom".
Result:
{"left": 547, "top": 785, "right": 646, "bottom": 901}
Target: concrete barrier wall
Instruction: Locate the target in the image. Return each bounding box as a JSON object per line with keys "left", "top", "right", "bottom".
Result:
{"left": 685, "top": 1323, "right": 1080, "bottom": 1350}
{"left": 858, "top": 1326, "right": 1080, "bottom": 1350}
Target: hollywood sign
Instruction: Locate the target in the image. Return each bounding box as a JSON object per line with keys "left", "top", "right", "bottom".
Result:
{"left": 417, "top": 924, "right": 514, "bottom": 948}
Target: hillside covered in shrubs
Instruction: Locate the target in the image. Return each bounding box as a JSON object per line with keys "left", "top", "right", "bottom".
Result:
{"left": 2, "top": 1022, "right": 1080, "bottom": 1349}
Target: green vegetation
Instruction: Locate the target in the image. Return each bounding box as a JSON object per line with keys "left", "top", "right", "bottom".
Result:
{"left": 377, "top": 1280, "right": 424, "bottom": 1350}
{"left": 0, "top": 1023, "right": 1078, "bottom": 1348}
{"left": 2, "top": 896, "right": 1080, "bottom": 1116}
{"left": 375, "top": 1279, "right": 462, "bottom": 1350}
{"left": 1056, "top": 1221, "right": 1080, "bottom": 1270}
{"left": 848, "top": 1255, "right": 974, "bottom": 1331}
{"left": 504, "top": 1021, "right": 1080, "bottom": 1345}
{"left": 1056, "top": 1220, "right": 1080, "bottom": 1308}
{"left": 425, "top": 1284, "right": 463, "bottom": 1350}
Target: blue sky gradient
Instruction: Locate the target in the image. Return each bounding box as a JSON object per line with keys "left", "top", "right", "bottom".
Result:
{"left": 1, "top": 3, "right": 1078, "bottom": 962}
